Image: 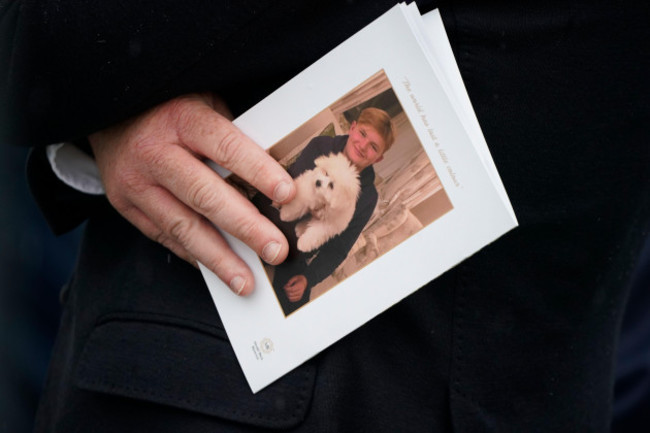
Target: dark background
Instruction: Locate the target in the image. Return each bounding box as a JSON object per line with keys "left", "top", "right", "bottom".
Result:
{"left": 0, "top": 145, "right": 82, "bottom": 433}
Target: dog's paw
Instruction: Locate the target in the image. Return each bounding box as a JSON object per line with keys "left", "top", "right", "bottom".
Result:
{"left": 297, "top": 237, "right": 317, "bottom": 253}
{"left": 297, "top": 230, "right": 328, "bottom": 253}
{"left": 280, "top": 203, "right": 301, "bottom": 222}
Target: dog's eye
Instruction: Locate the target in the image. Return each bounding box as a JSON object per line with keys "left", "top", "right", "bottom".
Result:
{"left": 328, "top": 182, "right": 334, "bottom": 190}
{"left": 315, "top": 180, "right": 321, "bottom": 187}
{"left": 324, "top": 171, "right": 328, "bottom": 176}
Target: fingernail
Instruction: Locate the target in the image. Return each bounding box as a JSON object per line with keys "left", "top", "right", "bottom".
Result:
{"left": 273, "top": 181, "right": 292, "bottom": 202}
{"left": 230, "top": 276, "right": 246, "bottom": 295}
{"left": 262, "top": 241, "right": 282, "bottom": 264}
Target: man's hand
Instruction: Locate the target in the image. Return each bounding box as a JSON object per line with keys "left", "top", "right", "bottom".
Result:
{"left": 89, "top": 93, "right": 295, "bottom": 296}
{"left": 283, "top": 275, "right": 308, "bottom": 302}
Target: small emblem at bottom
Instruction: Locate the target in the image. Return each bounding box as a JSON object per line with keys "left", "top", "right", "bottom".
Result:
{"left": 260, "top": 338, "right": 274, "bottom": 354}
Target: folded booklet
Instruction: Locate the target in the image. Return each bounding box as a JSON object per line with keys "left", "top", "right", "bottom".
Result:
{"left": 201, "top": 3, "right": 518, "bottom": 393}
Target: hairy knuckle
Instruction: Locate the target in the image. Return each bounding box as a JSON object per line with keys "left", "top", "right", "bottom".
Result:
{"left": 116, "top": 170, "right": 145, "bottom": 195}
{"left": 175, "top": 105, "right": 201, "bottom": 135}
{"left": 173, "top": 99, "right": 220, "bottom": 145}
{"left": 137, "top": 142, "right": 171, "bottom": 175}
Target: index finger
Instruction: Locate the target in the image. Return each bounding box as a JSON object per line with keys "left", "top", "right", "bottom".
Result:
{"left": 177, "top": 102, "right": 296, "bottom": 204}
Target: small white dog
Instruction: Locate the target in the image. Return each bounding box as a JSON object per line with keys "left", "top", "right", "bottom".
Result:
{"left": 280, "top": 152, "right": 361, "bottom": 252}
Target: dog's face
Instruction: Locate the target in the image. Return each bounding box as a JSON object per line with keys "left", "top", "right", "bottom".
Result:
{"left": 310, "top": 153, "right": 361, "bottom": 213}
{"left": 312, "top": 167, "right": 335, "bottom": 208}
{"left": 289, "top": 153, "right": 362, "bottom": 251}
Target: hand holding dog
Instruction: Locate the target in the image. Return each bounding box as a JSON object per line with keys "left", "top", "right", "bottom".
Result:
{"left": 89, "top": 93, "right": 296, "bottom": 296}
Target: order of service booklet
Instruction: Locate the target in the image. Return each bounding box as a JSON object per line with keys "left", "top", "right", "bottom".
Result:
{"left": 199, "top": 3, "right": 518, "bottom": 393}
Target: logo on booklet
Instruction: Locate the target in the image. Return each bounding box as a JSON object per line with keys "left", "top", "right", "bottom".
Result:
{"left": 252, "top": 338, "right": 274, "bottom": 361}
{"left": 260, "top": 338, "right": 274, "bottom": 354}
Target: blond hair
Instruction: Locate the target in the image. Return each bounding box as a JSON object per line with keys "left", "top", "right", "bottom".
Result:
{"left": 356, "top": 107, "right": 396, "bottom": 152}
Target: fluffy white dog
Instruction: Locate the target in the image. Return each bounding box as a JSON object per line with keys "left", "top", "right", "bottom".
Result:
{"left": 280, "top": 152, "right": 361, "bottom": 252}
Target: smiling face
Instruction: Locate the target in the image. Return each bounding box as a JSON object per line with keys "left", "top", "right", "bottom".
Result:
{"left": 343, "top": 121, "right": 386, "bottom": 171}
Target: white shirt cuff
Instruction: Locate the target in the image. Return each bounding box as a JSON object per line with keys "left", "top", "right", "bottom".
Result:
{"left": 46, "top": 142, "right": 105, "bottom": 195}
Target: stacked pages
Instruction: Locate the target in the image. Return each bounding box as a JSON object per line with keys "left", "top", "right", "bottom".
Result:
{"left": 200, "top": 3, "right": 518, "bottom": 393}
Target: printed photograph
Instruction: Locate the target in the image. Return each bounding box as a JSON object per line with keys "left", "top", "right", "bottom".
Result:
{"left": 230, "top": 70, "right": 453, "bottom": 316}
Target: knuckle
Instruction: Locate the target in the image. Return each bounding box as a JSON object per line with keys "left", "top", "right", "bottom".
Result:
{"left": 175, "top": 106, "right": 202, "bottom": 137}
{"left": 188, "top": 181, "right": 219, "bottom": 214}
{"left": 155, "top": 233, "right": 194, "bottom": 264}
{"left": 118, "top": 170, "right": 148, "bottom": 195}
{"left": 155, "top": 232, "right": 175, "bottom": 250}
{"left": 136, "top": 141, "right": 170, "bottom": 174}
{"left": 213, "top": 128, "right": 243, "bottom": 167}
{"left": 167, "top": 217, "right": 195, "bottom": 247}
{"left": 166, "top": 96, "right": 198, "bottom": 123}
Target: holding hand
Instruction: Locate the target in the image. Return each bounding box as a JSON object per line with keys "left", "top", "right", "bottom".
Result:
{"left": 89, "top": 93, "right": 295, "bottom": 296}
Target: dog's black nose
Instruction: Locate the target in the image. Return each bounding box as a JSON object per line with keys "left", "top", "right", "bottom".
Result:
{"left": 315, "top": 180, "right": 321, "bottom": 188}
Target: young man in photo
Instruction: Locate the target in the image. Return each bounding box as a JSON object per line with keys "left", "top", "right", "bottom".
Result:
{"left": 264, "top": 107, "right": 396, "bottom": 314}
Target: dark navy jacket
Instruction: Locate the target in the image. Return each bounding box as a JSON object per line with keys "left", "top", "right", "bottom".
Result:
{"left": 1, "top": 1, "right": 649, "bottom": 431}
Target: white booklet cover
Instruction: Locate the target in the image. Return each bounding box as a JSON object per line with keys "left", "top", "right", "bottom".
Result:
{"left": 200, "top": 3, "right": 518, "bottom": 393}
